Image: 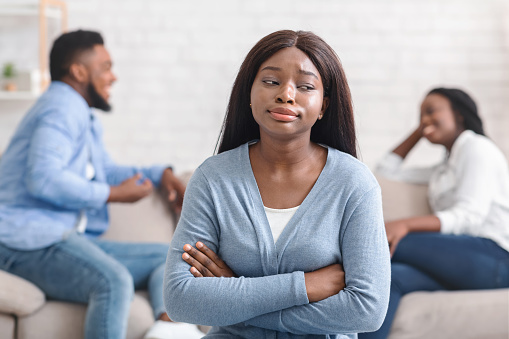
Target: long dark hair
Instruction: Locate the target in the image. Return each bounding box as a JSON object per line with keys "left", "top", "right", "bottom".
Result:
{"left": 216, "top": 30, "right": 357, "bottom": 157}
{"left": 428, "top": 87, "right": 485, "bottom": 136}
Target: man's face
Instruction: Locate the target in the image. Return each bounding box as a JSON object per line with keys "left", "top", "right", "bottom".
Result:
{"left": 82, "top": 44, "right": 117, "bottom": 111}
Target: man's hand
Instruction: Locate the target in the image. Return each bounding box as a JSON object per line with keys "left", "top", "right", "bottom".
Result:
{"left": 182, "top": 242, "right": 236, "bottom": 278}
{"left": 160, "top": 168, "right": 186, "bottom": 213}
{"left": 304, "top": 264, "right": 345, "bottom": 303}
{"left": 107, "top": 173, "right": 153, "bottom": 203}
{"left": 386, "top": 220, "right": 410, "bottom": 257}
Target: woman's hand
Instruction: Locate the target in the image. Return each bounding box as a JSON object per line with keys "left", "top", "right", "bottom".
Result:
{"left": 391, "top": 126, "right": 424, "bottom": 159}
{"left": 182, "top": 242, "right": 236, "bottom": 278}
{"left": 416, "top": 122, "right": 425, "bottom": 137}
{"left": 304, "top": 264, "right": 345, "bottom": 303}
{"left": 386, "top": 220, "right": 410, "bottom": 257}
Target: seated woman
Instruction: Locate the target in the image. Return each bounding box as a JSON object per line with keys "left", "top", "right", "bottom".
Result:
{"left": 163, "top": 30, "right": 391, "bottom": 338}
{"left": 359, "top": 88, "right": 509, "bottom": 339}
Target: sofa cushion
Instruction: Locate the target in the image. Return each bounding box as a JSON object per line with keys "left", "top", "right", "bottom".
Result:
{"left": 17, "top": 291, "right": 154, "bottom": 339}
{"left": 376, "top": 175, "right": 431, "bottom": 221}
{"left": 389, "top": 289, "right": 509, "bottom": 339}
{"left": 0, "top": 270, "right": 45, "bottom": 316}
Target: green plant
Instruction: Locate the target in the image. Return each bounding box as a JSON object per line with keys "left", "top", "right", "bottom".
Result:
{"left": 3, "top": 63, "right": 16, "bottom": 79}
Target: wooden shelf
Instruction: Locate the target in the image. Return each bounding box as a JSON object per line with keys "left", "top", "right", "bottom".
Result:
{"left": 0, "top": 91, "right": 39, "bottom": 100}
{"left": 0, "top": 7, "right": 62, "bottom": 19}
{"left": 0, "top": 0, "right": 67, "bottom": 100}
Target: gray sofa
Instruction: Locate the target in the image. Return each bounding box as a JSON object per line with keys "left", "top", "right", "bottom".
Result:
{"left": 0, "top": 174, "right": 507, "bottom": 338}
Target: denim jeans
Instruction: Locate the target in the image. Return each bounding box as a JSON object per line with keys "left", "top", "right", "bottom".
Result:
{"left": 358, "top": 232, "right": 509, "bottom": 339}
{"left": 0, "top": 232, "right": 169, "bottom": 339}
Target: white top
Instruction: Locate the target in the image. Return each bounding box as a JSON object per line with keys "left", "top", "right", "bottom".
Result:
{"left": 85, "top": 162, "right": 95, "bottom": 180}
{"left": 75, "top": 161, "right": 96, "bottom": 233}
{"left": 264, "top": 205, "right": 300, "bottom": 243}
{"left": 376, "top": 130, "right": 509, "bottom": 252}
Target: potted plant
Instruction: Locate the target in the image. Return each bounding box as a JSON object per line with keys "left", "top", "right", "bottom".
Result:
{"left": 3, "top": 62, "right": 17, "bottom": 91}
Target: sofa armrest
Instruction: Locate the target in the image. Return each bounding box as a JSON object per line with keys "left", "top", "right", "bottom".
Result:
{"left": 0, "top": 270, "right": 45, "bottom": 316}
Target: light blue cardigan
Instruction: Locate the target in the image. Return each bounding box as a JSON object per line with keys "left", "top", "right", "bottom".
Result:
{"left": 164, "top": 143, "right": 390, "bottom": 338}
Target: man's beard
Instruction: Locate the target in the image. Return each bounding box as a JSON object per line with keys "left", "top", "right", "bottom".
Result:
{"left": 87, "top": 83, "right": 111, "bottom": 112}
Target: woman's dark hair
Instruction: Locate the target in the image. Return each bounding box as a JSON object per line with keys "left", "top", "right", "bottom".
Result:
{"left": 428, "top": 87, "right": 485, "bottom": 136}
{"left": 216, "top": 30, "right": 356, "bottom": 157}
{"left": 50, "top": 30, "right": 104, "bottom": 81}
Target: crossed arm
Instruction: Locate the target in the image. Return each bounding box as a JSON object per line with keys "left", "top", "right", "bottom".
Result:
{"left": 182, "top": 242, "right": 345, "bottom": 304}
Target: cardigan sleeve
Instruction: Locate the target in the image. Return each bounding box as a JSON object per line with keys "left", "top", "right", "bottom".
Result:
{"left": 163, "top": 168, "right": 309, "bottom": 326}
{"left": 244, "top": 187, "right": 391, "bottom": 335}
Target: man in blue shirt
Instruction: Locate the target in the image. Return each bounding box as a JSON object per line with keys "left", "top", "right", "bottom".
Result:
{"left": 0, "top": 30, "right": 202, "bottom": 339}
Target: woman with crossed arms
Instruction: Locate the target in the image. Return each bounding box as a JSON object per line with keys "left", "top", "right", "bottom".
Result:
{"left": 164, "top": 30, "right": 390, "bottom": 338}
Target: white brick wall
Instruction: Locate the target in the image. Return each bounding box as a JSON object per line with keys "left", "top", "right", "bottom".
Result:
{"left": 0, "top": 0, "right": 508, "bottom": 173}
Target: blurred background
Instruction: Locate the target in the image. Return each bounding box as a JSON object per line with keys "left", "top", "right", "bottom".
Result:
{"left": 0, "top": 0, "right": 508, "bottom": 173}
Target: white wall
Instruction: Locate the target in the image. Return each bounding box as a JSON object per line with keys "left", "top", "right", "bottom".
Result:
{"left": 1, "top": 0, "right": 508, "bottom": 172}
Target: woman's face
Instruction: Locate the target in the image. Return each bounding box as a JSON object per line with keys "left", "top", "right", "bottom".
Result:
{"left": 250, "top": 47, "right": 328, "bottom": 141}
{"left": 420, "top": 93, "right": 464, "bottom": 147}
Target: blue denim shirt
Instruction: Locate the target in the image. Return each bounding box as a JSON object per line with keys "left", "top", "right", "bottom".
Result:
{"left": 0, "top": 81, "right": 166, "bottom": 250}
